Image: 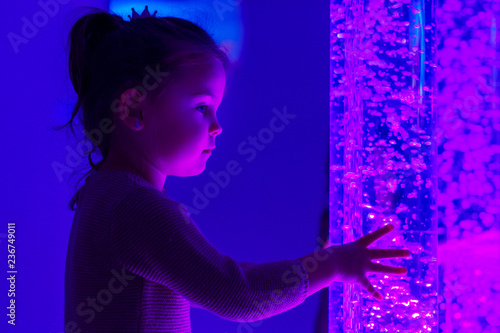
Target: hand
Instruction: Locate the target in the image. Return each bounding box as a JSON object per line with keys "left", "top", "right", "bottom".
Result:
{"left": 327, "top": 224, "right": 410, "bottom": 301}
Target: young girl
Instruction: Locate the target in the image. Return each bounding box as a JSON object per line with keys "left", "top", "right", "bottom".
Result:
{"left": 60, "top": 6, "right": 411, "bottom": 332}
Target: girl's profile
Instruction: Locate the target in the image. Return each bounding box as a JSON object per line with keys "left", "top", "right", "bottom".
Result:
{"left": 60, "top": 6, "right": 411, "bottom": 332}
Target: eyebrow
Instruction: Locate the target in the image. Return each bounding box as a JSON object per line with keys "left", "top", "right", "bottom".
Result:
{"left": 191, "top": 90, "right": 215, "bottom": 98}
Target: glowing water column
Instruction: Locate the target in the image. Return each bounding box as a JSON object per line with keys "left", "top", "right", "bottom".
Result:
{"left": 329, "top": 0, "right": 438, "bottom": 330}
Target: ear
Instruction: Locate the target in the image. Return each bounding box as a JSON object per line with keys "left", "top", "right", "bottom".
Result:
{"left": 116, "top": 87, "right": 147, "bottom": 130}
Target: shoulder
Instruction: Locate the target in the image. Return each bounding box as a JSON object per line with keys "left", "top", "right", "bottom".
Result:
{"left": 111, "top": 186, "right": 191, "bottom": 223}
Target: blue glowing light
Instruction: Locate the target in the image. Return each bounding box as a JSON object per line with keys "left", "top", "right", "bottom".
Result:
{"left": 109, "top": 0, "right": 243, "bottom": 63}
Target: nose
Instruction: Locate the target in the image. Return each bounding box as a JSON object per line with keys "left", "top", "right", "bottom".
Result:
{"left": 211, "top": 118, "right": 222, "bottom": 136}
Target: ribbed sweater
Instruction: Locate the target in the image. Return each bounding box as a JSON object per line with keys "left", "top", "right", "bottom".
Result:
{"left": 64, "top": 170, "right": 309, "bottom": 332}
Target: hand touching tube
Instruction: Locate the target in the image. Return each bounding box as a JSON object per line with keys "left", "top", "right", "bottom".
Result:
{"left": 298, "top": 224, "right": 410, "bottom": 301}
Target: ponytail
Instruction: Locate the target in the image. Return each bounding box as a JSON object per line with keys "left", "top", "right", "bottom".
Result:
{"left": 68, "top": 10, "right": 123, "bottom": 97}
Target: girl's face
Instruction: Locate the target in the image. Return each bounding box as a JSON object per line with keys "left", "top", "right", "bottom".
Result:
{"left": 143, "top": 59, "right": 225, "bottom": 177}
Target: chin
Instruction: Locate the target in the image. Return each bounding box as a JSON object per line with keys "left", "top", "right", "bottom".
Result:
{"left": 175, "top": 168, "right": 205, "bottom": 177}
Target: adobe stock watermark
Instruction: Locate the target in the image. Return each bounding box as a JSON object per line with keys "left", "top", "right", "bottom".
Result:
{"left": 64, "top": 266, "right": 137, "bottom": 333}
{"left": 181, "top": 105, "right": 297, "bottom": 219}
{"left": 52, "top": 63, "right": 170, "bottom": 183}
{"left": 233, "top": 235, "right": 335, "bottom": 333}
{"left": 7, "top": 0, "right": 71, "bottom": 54}
{"left": 213, "top": 0, "right": 243, "bottom": 21}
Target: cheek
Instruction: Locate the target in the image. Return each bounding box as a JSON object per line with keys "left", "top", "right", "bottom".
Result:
{"left": 156, "top": 116, "right": 202, "bottom": 150}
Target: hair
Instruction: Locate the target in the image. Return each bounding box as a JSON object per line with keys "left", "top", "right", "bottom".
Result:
{"left": 53, "top": 6, "right": 232, "bottom": 211}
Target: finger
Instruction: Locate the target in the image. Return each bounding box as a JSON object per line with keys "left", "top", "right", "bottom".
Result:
{"left": 359, "top": 276, "right": 383, "bottom": 301}
{"left": 368, "top": 262, "right": 407, "bottom": 274}
{"left": 367, "top": 249, "right": 412, "bottom": 259}
{"left": 356, "top": 224, "right": 395, "bottom": 247}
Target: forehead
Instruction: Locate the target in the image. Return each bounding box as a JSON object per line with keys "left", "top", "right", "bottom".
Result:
{"left": 172, "top": 62, "right": 226, "bottom": 102}
{"left": 151, "top": 60, "right": 226, "bottom": 105}
{"left": 171, "top": 61, "right": 226, "bottom": 96}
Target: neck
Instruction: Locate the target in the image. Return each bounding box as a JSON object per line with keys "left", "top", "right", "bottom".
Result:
{"left": 98, "top": 153, "right": 166, "bottom": 192}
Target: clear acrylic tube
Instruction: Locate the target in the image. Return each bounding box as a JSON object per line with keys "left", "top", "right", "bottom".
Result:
{"left": 329, "top": 0, "right": 439, "bottom": 330}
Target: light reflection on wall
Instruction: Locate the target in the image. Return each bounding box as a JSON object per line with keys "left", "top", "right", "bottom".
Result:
{"left": 436, "top": 0, "right": 500, "bottom": 331}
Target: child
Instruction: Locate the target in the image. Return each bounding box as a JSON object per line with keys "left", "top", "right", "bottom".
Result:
{"left": 60, "top": 6, "right": 411, "bottom": 332}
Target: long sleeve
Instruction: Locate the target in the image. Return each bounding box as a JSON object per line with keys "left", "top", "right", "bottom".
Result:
{"left": 110, "top": 186, "right": 309, "bottom": 323}
{"left": 189, "top": 262, "right": 256, "bottom": 309}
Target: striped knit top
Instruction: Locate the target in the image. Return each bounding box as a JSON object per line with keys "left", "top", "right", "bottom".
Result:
{"left": 64, "top": 170, "right": 309, "bottom": 332}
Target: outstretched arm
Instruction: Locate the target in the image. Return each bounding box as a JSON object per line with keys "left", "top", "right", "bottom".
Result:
{"left": 111, "top": 188, "right": 307, "bottom": 322}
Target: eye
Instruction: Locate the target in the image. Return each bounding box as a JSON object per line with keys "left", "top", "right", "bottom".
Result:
{"left": 196, "top": 105, "right": 209, "bottom": 115}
